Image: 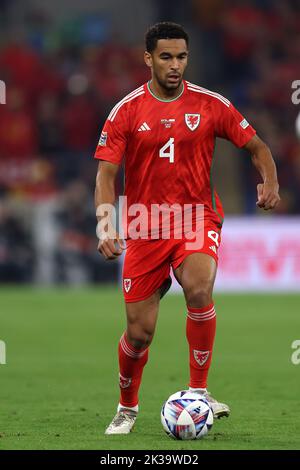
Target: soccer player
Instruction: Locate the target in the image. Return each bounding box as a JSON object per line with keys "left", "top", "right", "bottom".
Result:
{"left": 94, "top": 22, "right": 280, "bottom": 434}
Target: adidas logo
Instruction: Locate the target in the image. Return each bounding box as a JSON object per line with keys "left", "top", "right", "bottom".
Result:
{"left": 209, "top": 245, "right": 217, "bottom": 254}
{"left": 138, "top": 122, "right": 151, "bottom": 132}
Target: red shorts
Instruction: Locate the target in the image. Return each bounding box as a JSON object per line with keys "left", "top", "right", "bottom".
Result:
{"left": 122, "top": 222, "right": 221, "bottom": 303}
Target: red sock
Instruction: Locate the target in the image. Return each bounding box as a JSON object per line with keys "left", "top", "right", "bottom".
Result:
{"left": 118, "top": 332, "right": 149, "bottom": 408}
{"left": 186, "top": 303, "right": 216, "bottom": 389}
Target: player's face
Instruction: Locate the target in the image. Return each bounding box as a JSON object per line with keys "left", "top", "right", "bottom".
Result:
{"left": 144, "top": 39, "right": 188, "bottom": 91}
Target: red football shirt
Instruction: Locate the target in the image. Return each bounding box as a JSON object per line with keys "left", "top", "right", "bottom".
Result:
{"left": 94, "top": 80, "right": 256, "bottom": 237}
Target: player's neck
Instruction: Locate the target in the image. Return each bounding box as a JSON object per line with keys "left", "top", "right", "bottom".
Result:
{"left": 148, "top": 79, "right": 184, "bottom": 101}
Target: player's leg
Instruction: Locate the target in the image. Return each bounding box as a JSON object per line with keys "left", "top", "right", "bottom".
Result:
{"left": 105, "top": 236, "right": 173, "bottom": 435}
{"left": 105, "top": 289, "right": 160, "bottom": 435}
{"left": 174, "top": 252, "right": 217, "bottom": 389}
{"left": 120, "top": 290, "right": 161, "bottom": 409}
{"left": 173, "top": 252, "right": 230, "bottom": 418}
{"left": 105, "top": 238, "right": 173, "bottom": 434}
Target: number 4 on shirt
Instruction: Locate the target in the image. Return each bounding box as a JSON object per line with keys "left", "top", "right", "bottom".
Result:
{"left": 159, "top": 138, "right": 175, "bottom": 163}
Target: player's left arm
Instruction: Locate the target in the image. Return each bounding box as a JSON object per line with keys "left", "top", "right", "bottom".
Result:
{"left": 243, "top": 135, "right": 280, "bottom": 211}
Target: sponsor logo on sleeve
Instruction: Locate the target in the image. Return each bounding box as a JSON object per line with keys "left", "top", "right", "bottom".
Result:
{"left": 98, "top": 131, "right": 108, "bottom": 146}
{"left": 240, "top": 118, "right": 249, "bottom": 129}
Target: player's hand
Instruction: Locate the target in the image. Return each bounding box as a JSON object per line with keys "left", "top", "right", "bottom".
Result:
{"left": 256, "top": 181, "right": 280, "bottom": 210}
{"left": 97, "top": 232, "right": 126, "bottom": 260}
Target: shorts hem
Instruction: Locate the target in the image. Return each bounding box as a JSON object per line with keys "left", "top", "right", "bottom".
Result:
{"left": 124, "top": 291, "right": 158, "bottom": 303}
{"left": 172, "top": 249, "right": 218, "bottom": 271}
{"left": 124, "top": 277, "right": 170, "bottom": 303}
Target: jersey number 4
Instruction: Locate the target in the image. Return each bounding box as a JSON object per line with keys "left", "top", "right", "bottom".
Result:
{"left": 159, "top": 138, "right": 174, "bottom": 163}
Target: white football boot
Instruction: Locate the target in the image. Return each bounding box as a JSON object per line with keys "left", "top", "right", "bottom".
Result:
{"left": 105, "top": 408, "right": 137, "bottom": 435}
{"left": 190, "top": 389, "right": 230, "bottom": 419}
{"left": 203, "top": 391, "right": 230, "bottom": 419}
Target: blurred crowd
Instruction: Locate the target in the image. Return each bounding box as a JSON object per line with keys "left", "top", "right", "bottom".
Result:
{"left": 0, "top": 0, "right": 299, "bottom": 283}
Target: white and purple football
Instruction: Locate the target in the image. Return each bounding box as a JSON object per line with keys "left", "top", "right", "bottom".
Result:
{"left": 161, "top": 390, "right": 213, "bottom": 440}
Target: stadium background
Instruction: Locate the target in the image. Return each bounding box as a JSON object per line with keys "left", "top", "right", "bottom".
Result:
{"left": 0, "top": 0, "right": 300, "bottom": 450}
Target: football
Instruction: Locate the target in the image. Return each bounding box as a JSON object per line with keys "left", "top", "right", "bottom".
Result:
{"left": 161, "top": 390, "right": 213, "bottom": 440}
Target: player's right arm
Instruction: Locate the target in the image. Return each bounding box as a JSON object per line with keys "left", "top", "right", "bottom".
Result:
{"left": 94, "top": 102, "right": 129, "bottom": 260}
{"left": 95, "top": 161, "right": 126, "bottom": 260}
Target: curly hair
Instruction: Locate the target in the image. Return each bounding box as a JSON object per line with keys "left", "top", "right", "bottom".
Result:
{"left": 145, "top": 22, "right": 189, "bottom": 53}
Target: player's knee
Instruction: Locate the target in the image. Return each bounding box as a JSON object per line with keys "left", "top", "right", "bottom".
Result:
{"left": 126, "top": 328, "right": 154, "bottom": 350}
{"left": 185, "top": 282, "right": 213, "bottom": 308}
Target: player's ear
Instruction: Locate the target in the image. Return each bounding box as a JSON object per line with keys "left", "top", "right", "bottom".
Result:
{"left": 144, "top": 51, "right": 152, "bottom": 68}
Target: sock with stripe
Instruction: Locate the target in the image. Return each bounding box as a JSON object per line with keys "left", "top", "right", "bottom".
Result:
{"left": 118, "top": 331, "right": 149, "bottom": 409}
{"left": 186, "top": 302, "right": 216, "bottom": 388}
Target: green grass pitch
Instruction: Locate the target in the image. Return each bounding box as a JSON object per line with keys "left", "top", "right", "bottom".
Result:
{"left": 0, "top": 287, "right": 300, "bottom": 450}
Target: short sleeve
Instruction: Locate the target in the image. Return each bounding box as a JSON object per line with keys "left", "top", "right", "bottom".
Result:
{"left": 94, "top": 104, "right": 128, "bottom": 165}
{"left": 214, "top": 100, "right": 256, "bottom": 148}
